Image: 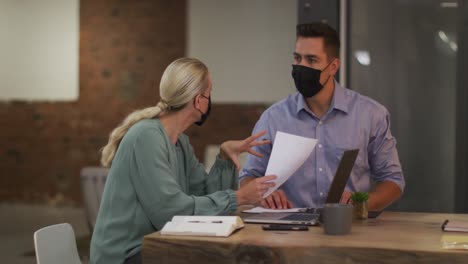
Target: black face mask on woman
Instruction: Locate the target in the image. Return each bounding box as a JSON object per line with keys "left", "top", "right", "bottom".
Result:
{"left": 195, "top": 95, "right": 211, "bottom": 126}
{"left": 291, "top": 60, "right": 333, "bottom": 98}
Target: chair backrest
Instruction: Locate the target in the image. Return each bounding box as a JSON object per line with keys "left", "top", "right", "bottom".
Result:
{"left": 80, "top": 167, "right": 109, "bottom": 230}
{"left": 34, "top": 223, "right": 81, "bottom": 264}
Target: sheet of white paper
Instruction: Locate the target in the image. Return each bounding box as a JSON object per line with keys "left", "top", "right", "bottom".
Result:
{"left": 242, "top": 207, "right": 306, "bottom": 214}
{"left": 262, "top": 131, "right": 317, "bottom": 198}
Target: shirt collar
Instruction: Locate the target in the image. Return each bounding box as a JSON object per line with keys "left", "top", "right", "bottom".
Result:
{"left": 331, "top": 80, "right": 349, "bottom": 114}
{"left": 296, "top": 79, "right": 349, "bottom": 114}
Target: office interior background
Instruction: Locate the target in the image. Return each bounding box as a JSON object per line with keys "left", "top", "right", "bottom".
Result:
{"left": 0, "top": 0, "right": 467, "bottom": 263}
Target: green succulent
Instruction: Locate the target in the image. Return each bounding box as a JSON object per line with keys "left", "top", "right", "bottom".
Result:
{"left": 351, "top": 192, "right": 369, "bottom": 202}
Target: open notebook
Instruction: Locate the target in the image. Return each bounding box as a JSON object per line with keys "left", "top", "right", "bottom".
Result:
{"left": 160, "top": 216, "right": 244, "bottom": 237}
{"left": 442, "top": 220, "right": 468, "bottom": 233}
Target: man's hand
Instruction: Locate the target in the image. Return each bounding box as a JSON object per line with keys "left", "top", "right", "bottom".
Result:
{"left": 367, "top": 181, "right": 402, "bottom": 211}
{"left": 339, "top": 181, "right": 402, "bottom": 211}
{"left": 219, "top": 130, "right": 270, "bottom": 171}
{"left": 340, "top": 191, "right": 352, "bottom": 204}
{"left": 236, "top": 175, "right": 276, "bottom": 206}
{"left": 261, "top": 190, "right": 294, "bottom": 209}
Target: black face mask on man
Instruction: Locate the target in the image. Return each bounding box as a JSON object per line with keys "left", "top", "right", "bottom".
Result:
{"left": 291, "top": 60, "right": 334, "bottom": 98}
{"left": 195, "top": 95, "right": 211, "bottom": 126}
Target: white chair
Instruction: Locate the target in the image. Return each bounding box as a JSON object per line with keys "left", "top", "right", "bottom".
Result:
{"left": 34, "top": 223, "right": 81, "bottom": 264}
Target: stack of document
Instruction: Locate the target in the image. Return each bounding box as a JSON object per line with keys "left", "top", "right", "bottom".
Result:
{"left": 441, "top": 220, "right": 468, "bottom": 250}
{"left": 161, "top": 216, "right": 244, "bottom": 237}
{"left": 441, "top": 234, "right": 468, "bottom": 250}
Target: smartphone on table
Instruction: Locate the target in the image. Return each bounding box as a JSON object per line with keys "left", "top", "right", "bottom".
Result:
{"left": 262, "top": 224, "right": 309, "bottom": 231}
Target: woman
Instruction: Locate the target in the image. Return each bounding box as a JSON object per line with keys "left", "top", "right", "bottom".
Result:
{"left": 90, "top": 58, "right": 275, "bottom": 264}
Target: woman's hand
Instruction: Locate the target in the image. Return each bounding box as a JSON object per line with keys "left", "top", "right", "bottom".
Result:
{"left": 236, "top": 175, "right": 276, "bottom": 205}
{"left": 220, "top": 130, "right": 270, "bottom": 171}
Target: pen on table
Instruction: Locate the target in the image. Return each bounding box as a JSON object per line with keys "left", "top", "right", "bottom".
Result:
{"left": 441, "top": 219, "right": 449, "bottom": 231}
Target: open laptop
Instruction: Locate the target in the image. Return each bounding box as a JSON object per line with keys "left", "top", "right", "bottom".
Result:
{"left": 243, "top": 149, "right": 359, "bottom": 225}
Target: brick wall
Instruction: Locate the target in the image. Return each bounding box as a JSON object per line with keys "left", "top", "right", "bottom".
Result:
{"left": 0, "top": 0, "right": 266, "bottom": 205}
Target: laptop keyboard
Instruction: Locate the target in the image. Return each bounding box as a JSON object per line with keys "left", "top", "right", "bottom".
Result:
{"left": 280, "top": 213, "right": 318, "bottom": 221}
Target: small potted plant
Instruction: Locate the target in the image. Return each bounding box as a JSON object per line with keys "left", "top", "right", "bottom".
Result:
{"left": 351, "top": 192, "right": 369, "bottom": 220}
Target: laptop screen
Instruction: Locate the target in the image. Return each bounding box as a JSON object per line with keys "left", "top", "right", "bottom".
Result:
{"left": 325, "top": 149, "right": 360, "bottom": 204}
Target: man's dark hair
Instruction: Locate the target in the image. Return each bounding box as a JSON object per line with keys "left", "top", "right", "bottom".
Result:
{"left": 296, "top": 23, "right": 340, "bottom": 60}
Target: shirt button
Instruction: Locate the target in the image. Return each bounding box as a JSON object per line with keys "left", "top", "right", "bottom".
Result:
{"left": 318, "top": 121, "right": 323, "bottom": 125}
{"left": 318, "top": 144, "right": 322, "bottom": 148}
{"left": 319, "top": 168, "right": 323, "bottom": 172}
{"left": 320, "top": 192, "right": 324, "bottom": 197}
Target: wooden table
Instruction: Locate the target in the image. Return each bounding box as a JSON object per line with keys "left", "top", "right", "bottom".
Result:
{"left": 143, "top": 212, "right": 468, "bottom": 263}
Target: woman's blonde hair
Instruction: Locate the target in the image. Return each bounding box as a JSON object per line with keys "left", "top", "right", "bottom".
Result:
{"left": 100, "top": 57, "right": 209, "bottom": 167}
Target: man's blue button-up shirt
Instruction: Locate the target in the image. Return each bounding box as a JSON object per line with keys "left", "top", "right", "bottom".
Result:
{"left": 239, "top": 81, "right": 405, "bottom": 208}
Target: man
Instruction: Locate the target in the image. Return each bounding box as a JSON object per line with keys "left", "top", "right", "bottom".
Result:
{"left": 239, "top": 23, "right": 405, "bottom": 211}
